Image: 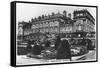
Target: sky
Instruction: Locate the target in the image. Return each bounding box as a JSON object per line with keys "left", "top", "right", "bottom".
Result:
{"left": 16, "top": 3, "right": 96, "bottom": 23}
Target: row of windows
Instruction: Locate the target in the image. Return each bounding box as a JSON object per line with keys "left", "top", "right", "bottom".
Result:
{"left": 31, "top": 21, "right": 59, "bottom": 29}
{"left": 32, "top": 27, "right": 59, "bottom": 33}
{"left": 19, "top": 18, "right": 95, "bottom": 36}
{"left": 32, "top": 26, "right": 73, "bottom": 34}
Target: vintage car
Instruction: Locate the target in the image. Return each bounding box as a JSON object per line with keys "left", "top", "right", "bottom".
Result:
{"left": 41, "top": 47, "right": 57, "bottom": 59}
{"left": 69, "top": 38, "right": 88, "bottom": 56}
{"left": 70, "top": 45, "right": 88, "bottom": 56}
{"left": 26, "top": 37, "right": 91, "bottom": 59}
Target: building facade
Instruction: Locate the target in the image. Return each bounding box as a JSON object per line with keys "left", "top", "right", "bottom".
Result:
{"left": 73, "top": 9, "right": 95, "bottom": 32}
{"left": 31, "top": 11, "right": 72, "bottom": 35}
{"left": 72, "top": 9, "right": 95, "bottom": 38}
{"left": 18, "top": 9, "right": 95, "bottom": 41}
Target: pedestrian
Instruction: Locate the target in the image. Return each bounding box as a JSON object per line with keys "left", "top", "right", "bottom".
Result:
{"left": 87, "top": 39, "right": 92, "bottom": 50}
{"left": 44, "top": 36, "right": 51, "bottom": 48}
{"left": 55, "top": 36, "right": 61, "bottom": 50}
{"left": 56, "top": 39, "right": 71, "bottom": 61}
{"left": 81, "top": 38, "right": 86, "bottom": 46}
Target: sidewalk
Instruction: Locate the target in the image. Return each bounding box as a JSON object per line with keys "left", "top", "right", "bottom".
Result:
{"left": 16, "top": 50, "right": 96, "bottom": 65}
{"left": 16, "top": 55, "right": 70, "bottom": 65}
{"left": 72, "top": 50, "right": 96, "bottom": 61}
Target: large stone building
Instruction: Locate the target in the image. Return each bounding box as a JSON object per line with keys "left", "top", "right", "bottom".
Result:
{"left": 18, "top": 9, "right": 95, "bottom": 41}
{"left": 31, "top": 11, "right": 72, "bottom": 34}
{"left": 72, "top": 9, "right": 95, "bottom": 38}
{"left": 18, "top": 21, "right": 32, "bottom": 41}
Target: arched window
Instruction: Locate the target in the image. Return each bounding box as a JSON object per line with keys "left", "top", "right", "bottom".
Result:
{"left": 77, "top": 23, "right": 82, "bottom": 31}
{"left": 78, "top": 24, "right": 82, "bottom": 30}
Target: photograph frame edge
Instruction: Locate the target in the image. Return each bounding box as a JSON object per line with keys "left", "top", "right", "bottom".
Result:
{"left": 10, "top": 1, "right": 98, "bottom": 67}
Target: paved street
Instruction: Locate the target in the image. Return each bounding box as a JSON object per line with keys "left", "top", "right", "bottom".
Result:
{"left": 16, "top": 55, "right": 70, "bottom": 65}
{"left": 16, "top": 50, "right": 96, "bottom": 65}
{"left": 72, "top": 50, "right": 96, "bottom": 61}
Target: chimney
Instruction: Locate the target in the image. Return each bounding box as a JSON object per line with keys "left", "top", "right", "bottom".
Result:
{"left": 63, "top": 10, "right": 67, "bottom": 17}
{"left": 52, "top": 12, "right": 55, "bottom": 16}
{"left": 68, "top": 13, "right": 71, "bottom": 19}
{"left": 42, "top": 15, "right": 44, "bottom": 18}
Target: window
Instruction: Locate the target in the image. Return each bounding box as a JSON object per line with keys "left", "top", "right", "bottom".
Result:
{"left": 77, "top": 23, "right": 82, "bottom": 31}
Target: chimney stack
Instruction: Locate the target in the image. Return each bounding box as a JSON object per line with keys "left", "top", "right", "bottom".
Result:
{"left": 68, "top": 13, "right": 71, "bottom": 19}
{"left": 63, "top": 10, "right": 67, "bottom": 17}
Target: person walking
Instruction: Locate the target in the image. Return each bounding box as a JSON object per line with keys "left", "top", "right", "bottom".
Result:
{"left": 44, "top": 36, "right": 51, "bottom": 48}
{"left": 55, "top": 36, "right": 61, "bottom": 50}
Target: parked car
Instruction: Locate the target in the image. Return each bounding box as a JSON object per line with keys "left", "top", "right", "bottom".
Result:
{"left": 41, "top": 47, "right": 57, "bottom": 59}
{"left": 70, "top": 45, "right": 88, "bottom": 56}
